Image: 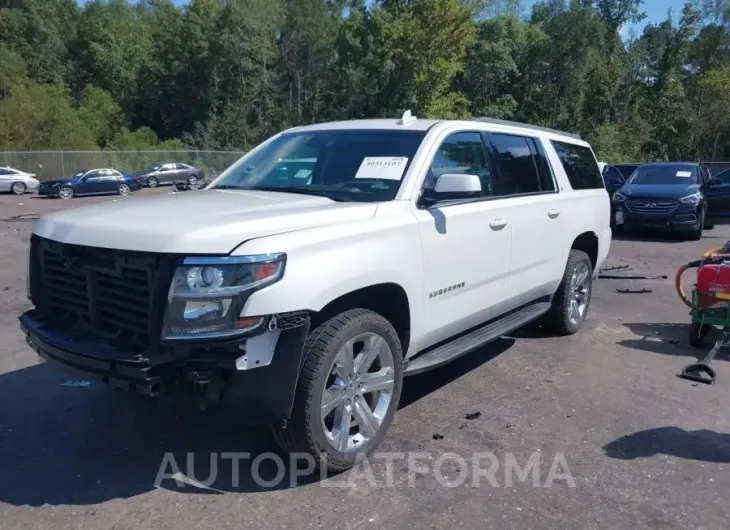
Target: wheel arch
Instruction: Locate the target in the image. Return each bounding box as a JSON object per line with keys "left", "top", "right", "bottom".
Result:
{"left": 570, "top": 231, "right": 599, "bottom": 270}
{"left": 311, "top": 282, "right": 412, "bottom": 355}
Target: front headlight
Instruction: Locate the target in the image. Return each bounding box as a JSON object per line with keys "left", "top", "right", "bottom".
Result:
{"left": 679, "top": 192, "right": 702, "bottom": 205}
{"left": 612, "top": 191, "right": 628, "bottom": 202}
{"left": 162, "top": 254, "right": 286, "bottom": 341}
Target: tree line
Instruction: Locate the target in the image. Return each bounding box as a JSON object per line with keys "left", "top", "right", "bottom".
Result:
{"left": 2, "top": 0, "right": 730, "bottom": 163}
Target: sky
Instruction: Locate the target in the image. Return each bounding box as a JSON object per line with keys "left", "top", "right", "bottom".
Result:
{"left": 522, "top": 0, "right": 689, "bottom": 39}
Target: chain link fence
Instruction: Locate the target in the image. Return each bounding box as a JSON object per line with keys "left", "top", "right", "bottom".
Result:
{"left": 0, "top": 150, "right": 246, "bottom": 181}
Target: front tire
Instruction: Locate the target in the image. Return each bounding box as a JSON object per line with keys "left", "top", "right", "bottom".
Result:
{"left": 273, "top": 309, "right": 403, "bottom": 473}
{"left": 688, "top": 211, "right": 704, "bottom": 241}
{"left": 58, "top": 186, "right": 74, "bottom": 200}
{"left": 542, "top": 249, "right": 593, "bottom": 335}
{"left": 147, "top": 176, "right": 159, "bottom": 188}
{"left": 11, "top": 182, "right": 26, "bottom": 195}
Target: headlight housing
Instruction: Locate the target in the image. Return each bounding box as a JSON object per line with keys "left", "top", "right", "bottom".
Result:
{"left": 162, "top": 254, "right": 286, "bottom": 341}
{"left": 679, "top": 191, "right": 702, "bottom": 205}
{"left": 612, "top": 191, "right": 628, "bottom": 202}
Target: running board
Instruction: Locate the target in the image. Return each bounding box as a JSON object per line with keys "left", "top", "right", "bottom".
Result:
{"left": 404, "top": 302, "right": 551, "bottom": 376}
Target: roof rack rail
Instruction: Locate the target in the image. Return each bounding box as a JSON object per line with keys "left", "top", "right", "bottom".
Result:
{"left": 471, "top": 117, "right": 582, "bottom": 140}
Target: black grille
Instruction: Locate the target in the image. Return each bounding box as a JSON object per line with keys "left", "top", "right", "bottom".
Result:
{"left": 626, "top": 199, "right": 678, "bottom": 214}
{"left": 32, "top": 236, "right": 176, "bottom": 348}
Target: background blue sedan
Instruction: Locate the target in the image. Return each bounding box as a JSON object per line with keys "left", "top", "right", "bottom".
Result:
{"left": 38, "top": 168, "right": 143, "bottom": 199}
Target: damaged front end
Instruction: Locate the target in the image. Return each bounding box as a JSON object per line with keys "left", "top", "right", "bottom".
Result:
{"left": 20, "top": 234, "right": 311, "bottom": 425}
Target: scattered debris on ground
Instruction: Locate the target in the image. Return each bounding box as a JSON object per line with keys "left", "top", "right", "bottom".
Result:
{"left": 616, "top": 287, "right": 653, "bottom": 294}
{"left": 464, "top": 411, "right": 481, "bottom": 420}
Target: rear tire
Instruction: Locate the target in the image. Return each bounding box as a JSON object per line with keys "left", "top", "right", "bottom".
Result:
{"left": 118, "top": 183, "right": 131, "bottom": 196}
{"left": 542, "top": 249, "right": 593, "bottom": 335}
{"left": 11, "top": 182, "right": 26, "bottom": 195}
{"left": 187, "top": 174, "right": 199, "bottom": 187}
{"left": 272, "top": 309, "right": 403, "bottom": 473}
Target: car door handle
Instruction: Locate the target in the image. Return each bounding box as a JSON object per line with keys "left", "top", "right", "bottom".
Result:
{"left": 489, "top": 219, "right": 508, "bottom": 230}
{"left": 548, "top": 209, "right": 561, "bottom": 219}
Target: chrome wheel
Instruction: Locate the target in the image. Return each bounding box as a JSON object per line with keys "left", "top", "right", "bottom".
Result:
{"left": 568, "top": 261, "right": 590, "bottom": 325}
{"left": 188, "top": 175, "right": 198, "bottom": 186}
{"left": 58, "top": 187, "right": 73, "bottom": 200}
{"left": 320, "top": 332, "right": 396, "bottom": 453}
{"left": 118, "top": 184, "right": 130, "bottom": 196}
{"left": 147, "top": 176, "right": 158, "bottom": 188}
{"left": 11, "top": 182, "right": 26, "bottom": 195}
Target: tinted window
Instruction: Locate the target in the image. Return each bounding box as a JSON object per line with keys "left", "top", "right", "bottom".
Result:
{"left": 603, "top": 166, "right": 624, "bottom": 184}
{"left": 614, "top": 164, "right": 639, "bottom": 179}
{"left": 85, "top": 171, "right": 102, "bottom": 179}
{"left": 425, "top": 132, "right": 492, "bottom": 196}
{"left": 715, "top": 169, "right": 730, "bottom": 184}
{"left": 530, "top": 138, "right": 556, "bottom": 192}
{"left": 489, "top": 134, "right": 541, "bottom": 195}
{"left": 176, "top": 163, "right": 188, "bottom": 170}
{"left": 0, "top": 169, "right": 9, "bottom": 175}
{"left": 551, "top": 141, "right": 603, "bottom": 190}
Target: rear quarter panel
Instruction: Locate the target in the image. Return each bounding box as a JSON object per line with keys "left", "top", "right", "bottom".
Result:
{"left": 541, "top": 136, "right": 611, "bottom": 270}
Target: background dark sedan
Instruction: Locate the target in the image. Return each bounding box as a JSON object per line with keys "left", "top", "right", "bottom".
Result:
{"left": 611, "top": 162, "right": 711, "bottom": 240}
{"left": 38, "top": 168, "right": 142, "bottom": 199}
{"left": 134, "top": 163, "right": 204, "bottom": 188}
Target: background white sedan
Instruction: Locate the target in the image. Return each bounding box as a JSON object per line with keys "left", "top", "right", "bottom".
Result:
{"left": 0, "top": 167, "right": 40, "bottom": 195}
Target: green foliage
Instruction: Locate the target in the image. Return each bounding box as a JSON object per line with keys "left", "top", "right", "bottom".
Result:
{"left": 2, "top": 0, "right": 730, "bottom": 162}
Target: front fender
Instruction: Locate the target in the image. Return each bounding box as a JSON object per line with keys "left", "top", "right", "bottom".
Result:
{"left": 233, "top": 211, "right": 425, "bottom": 348}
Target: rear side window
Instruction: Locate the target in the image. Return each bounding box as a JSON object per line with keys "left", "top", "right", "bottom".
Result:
{"left": 488, "top": 133, "right": 542, "bottom": 196}
{"left": 551, "top": 140, "right": 603, "bottom": 190}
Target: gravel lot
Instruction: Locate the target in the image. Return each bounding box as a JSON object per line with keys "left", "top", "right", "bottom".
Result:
{"left": 0, "top": 189, "right": 729, "bottom": 530}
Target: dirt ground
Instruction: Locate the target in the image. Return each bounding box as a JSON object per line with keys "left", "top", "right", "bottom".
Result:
{"left": 0, "top": 189, "right": 728, "bottom": 530}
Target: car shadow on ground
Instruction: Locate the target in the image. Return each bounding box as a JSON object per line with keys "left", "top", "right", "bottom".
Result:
{"left": 604, "top": 426, "right": 730, "bottom": 463}
{"left": 0, "top": 340, "right": 515, "bottom": 505}
{"left": 617, "top": 322, "right": 728, "bottom": 359}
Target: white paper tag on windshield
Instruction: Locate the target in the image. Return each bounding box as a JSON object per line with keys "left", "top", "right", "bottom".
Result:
{"left": 293, "top": 169, "right": 312, "bottom": 179}
{"left": 355, "top": 157, "right": 409, "bottom": 180}
{"left": 676, "top": 171, "right": 692, "bottom": 177}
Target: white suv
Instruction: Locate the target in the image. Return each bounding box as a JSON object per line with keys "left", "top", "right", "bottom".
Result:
{"left": 20, "top": 113, "right": 611, "bottom": 471}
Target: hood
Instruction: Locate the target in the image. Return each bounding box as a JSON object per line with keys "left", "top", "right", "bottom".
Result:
{"left": 33, "top": 189, "right": 378, "bottom": 254}
{"left": 618, "top": 183, "right": 700, "bottom": 200}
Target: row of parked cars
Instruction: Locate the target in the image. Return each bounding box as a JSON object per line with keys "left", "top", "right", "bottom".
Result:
{"left": 0, "top": 163, "right": 205, "bottom": 198}
{"left": 599, "top": 161, "right": 730, "bottom": 240}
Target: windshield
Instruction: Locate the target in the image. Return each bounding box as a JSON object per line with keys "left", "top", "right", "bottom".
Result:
{"left": 210, "top": 129, "right": 426, "bottom": 202}
{"left": 627, "top": 164, "right": 699, "bottom": 185}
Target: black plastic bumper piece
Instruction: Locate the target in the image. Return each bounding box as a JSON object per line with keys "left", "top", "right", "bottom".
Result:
{"left": 19, "top": 313, "right": 162, "bottom": 397}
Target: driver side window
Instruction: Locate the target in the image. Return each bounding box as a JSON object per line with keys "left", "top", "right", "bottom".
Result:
{"left": 424, "top": 132, "right": 493, "bottom": 197}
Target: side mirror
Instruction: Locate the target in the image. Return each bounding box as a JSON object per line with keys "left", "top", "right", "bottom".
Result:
{"left": 434, "top": 173, "right": 482, "bottom": 195}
